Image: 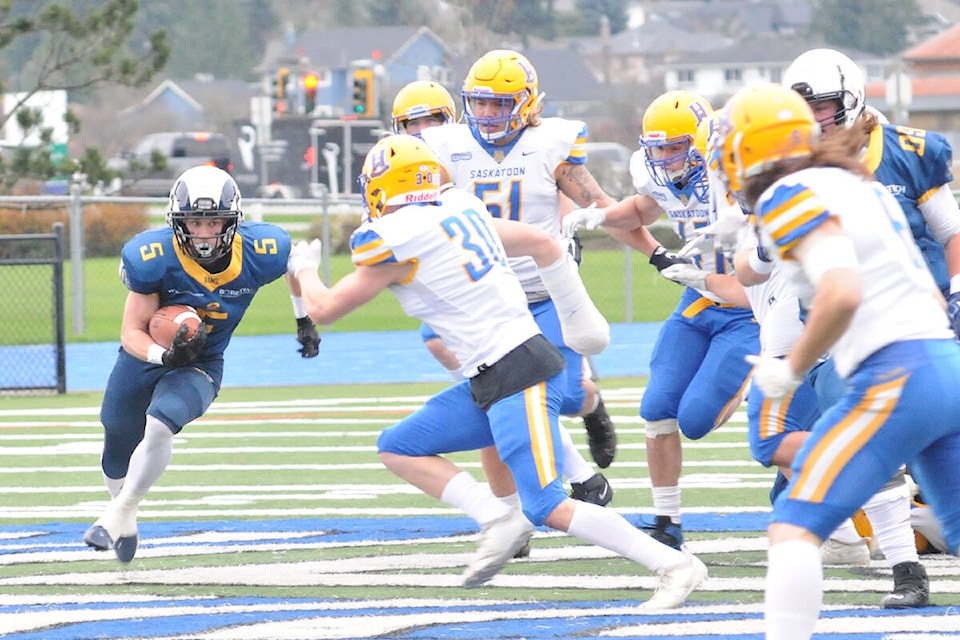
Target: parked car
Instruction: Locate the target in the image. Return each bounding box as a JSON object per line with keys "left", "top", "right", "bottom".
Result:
{"left": 584, "top": 141, "right": 633, "bottom": 199}
{"left": 108, "top": 131, "right": 234, "bottom": 197}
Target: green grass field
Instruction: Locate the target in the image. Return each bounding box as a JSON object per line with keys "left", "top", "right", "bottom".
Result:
{"left": 57, "top": 245, "right": 682, "bottom": 343}
{"left": 1, "top": 379, "right": 957, "bottom": 639}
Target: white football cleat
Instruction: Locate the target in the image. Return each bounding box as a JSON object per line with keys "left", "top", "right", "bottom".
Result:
{"left": 462, "top": 508, "right": 534, "bottom": 588}
{"left": 640, "top": 549, "right": 708, "bottom": 610}
{"left": 821, "top": 538, "right": 870, "bottom": 566}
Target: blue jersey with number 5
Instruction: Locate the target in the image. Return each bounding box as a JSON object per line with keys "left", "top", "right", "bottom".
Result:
{"left": 866, "top": 123, "right": 955, "bottom": 293}
{"left": 120, "top": 221, "right": 290, "bottom": 356}
{"left": 349, "top": 188, "right": 540, "bottom": 378}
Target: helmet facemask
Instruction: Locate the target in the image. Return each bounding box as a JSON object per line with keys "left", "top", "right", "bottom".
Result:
{"left": 643, "top": 135, "right": 707, "bottom": 200}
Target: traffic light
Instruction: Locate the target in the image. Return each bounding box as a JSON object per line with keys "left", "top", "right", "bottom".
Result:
{"left": 303, "top": 72, "right": 319, "bottom": 114}
{"left": 275, "top": 68, "right": 290, "bottom": 113}
{"left": 352, "top": 69, "right": 374, "bottom": 116}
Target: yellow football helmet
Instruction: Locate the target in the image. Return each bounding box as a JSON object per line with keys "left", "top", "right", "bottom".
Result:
{"left": 462, "top": 49, "right": 542, "bottom": 142}
{"left": 640, "top": 90, "right": 713, "bottom": 196}
{"left": 391, "top": 81, "right": 457, "bottom": 135}
{"left": 716, "top": 83, "right": 819, "bottom": 200}
{"left": 357, "top": 135, "right": 443, "bottom": 220}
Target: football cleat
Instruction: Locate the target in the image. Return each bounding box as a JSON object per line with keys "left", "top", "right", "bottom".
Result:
{"left": 570, "top": 473, "right": 613, "bottom": 506}
{"left": 583, "top": 398, "right": 617, "bottom": 468}
{"left": 821, "top": 538, "right": 870, "bottom": 566}
{"left": 83, "top": 524, "right": 112, "bottom": 551}
{"left": 513, "top": 540, "right": 531, "bottom": 559}
{"left": 881, "top": 561, "right": 930, "bottom": 609}
{"left": 114, "top": 533, "right": 139, "bottom": 564}
{"left": 637, "top": 515, "right": 684, "bottom": 550}
{"left": 640, "top": 548, "right": 708, "bottom": 610}
{"left": 462, "top": 508, "right": 534, "bottom": 588}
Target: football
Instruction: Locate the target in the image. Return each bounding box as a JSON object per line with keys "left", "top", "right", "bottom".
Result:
{"left": 149, "top": 304, "right": 202, "bottom": 349}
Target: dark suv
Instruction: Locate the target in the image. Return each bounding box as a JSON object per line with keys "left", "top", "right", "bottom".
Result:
{"left": 109, "top": 131, "right": 234, "bottom": 197}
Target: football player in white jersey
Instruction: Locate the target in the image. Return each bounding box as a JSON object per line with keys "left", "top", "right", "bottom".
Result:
{"left": 287, "top": 134, "right": 708, "bottom": 606}
{"left": 391, "top": 80, "right": 615, "bottom": 517}
{"left": 563, "top": 91, "right": 760, "bottom": 549}
{"left": 682, "top": 110, "right": 933, "bottom": 605}
{"left": 419, "top": 49, "right": 656, "bottom": 471}
{"left": 714, "top": 83, "right": 960, "bottom": 640}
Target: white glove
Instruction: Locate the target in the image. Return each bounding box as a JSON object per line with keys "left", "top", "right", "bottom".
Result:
{"left": 679, "top": 210, "right": 750, "bottom": 259}
{"left": 561, "top": 203, "right": 606, "bottom": 238}
{"left": 746, "top": 354, "right": 802, "bottom": 399}
{"left": 538, "top": 253, "right": 610, "bottom": 355}
{"left": 660, "top": 262, "right": 709, "bottom": 291}
{"left": 288, "top": 238, "right": 323, "bottom": 278}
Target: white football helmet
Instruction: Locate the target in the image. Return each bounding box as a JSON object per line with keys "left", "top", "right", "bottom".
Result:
{"left": 167, "top": 165, "right": 243, "bottom": 262}
{"left": 783, "top": 48, "right": 865, "bottom": 129}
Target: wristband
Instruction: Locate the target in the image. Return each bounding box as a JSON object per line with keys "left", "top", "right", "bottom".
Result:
{"left": 147, "top": 343, "right": 165, "bottom": 365}
{"left": 950, "top": 274, "right": 960, "bottom": 295}
{"left": 748, "top": 249, "right": 775, "bottom": 275}
{"left": 291, "top": 295, "right": 307, "bottom": 319}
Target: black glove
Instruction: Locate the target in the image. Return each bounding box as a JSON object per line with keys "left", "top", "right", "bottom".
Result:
{"left": 161, "top": 323, "right": 207, "bottom": 368}
{"left": 947, "top": 291, "right": 960, "bottom": 341}
{"left": 649, "top": 245, "right": 691, "bottom": 272}
{"left": 565, "top": 229, "right": 583, "bottom": 265}
{"left": 296, "top": 316, "right": 321, "bottom": 358}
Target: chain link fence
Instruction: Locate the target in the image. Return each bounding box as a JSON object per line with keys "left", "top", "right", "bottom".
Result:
{"left": 0, "top": 223, "right": 66, "bottom": 393}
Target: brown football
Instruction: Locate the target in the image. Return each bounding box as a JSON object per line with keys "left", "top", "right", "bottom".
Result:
{"left": 149, "top": 304, "right": 202, "bottom": 349}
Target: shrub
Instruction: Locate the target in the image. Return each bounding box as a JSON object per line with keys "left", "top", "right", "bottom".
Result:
{"left": 0, "top": 201, "right": 149, "bottom": 258}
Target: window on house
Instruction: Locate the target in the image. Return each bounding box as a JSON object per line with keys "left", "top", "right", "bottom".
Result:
{"left": 724, "top": 68, "right": 743, "bottom": 83}
{"left": 677, "top": 69, "right": 695, "bottom": 84}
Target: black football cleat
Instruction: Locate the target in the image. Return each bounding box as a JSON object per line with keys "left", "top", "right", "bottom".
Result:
{"left": 114, "top": 533, "right": 139, "bottom": 564}
{"left": 570, "top": 473, "right": 613, "bottom": 506}
{"left": 583, "top": 398, "right": 617, "bottom": 468}
{"left": 83, "top": 524, "right": 112, "bottom": 551}
{"left": 881, "top": 561, "right": 930, "bottom": 609}
{"left": 637, "top": 515, "right": 684, "bottom": 550}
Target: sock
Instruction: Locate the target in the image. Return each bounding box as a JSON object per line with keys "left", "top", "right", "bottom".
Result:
{"left": 440, "top": 471, "right": 511, "bottom": 526}
{"left": 103, "top": 473, "right": 124, "bottom": 499}
{"left": 498, "top": 491, "right": 521, "bottom": 510}
{"left": 828, "top": 517, "right": 863, "bottom": 545}
{"left": 560, "top": 425, "right": 594, "bottom": 484}
{"left": 765, "top": 540, "right": 822, "bottom": 640}
{"left": 864, "top": 482, "right": 918, "bottom": 566}
{"left": 566, "top": 500, "right": 686, "bottom": 572}
{"left": 123, "top": 416, "right": 175, "bottom": 497}
{"left": 652, "top": 486, "right": 681, "bottom": 523}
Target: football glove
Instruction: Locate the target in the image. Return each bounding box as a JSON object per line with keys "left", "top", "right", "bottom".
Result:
{"left": 660, "top": 262, "right": 709, "bottom": 291}
{"left": 678, "top": 211, "right": 749, "bottom": 258}
{"left": 947, "top": 291, "right": 960, "bottom": 341}
{"left": 566, "top": 229, "right": 583, "bottom": 265}
{"left": 561, "top": 203, "right": 606, "bottom": 237}
{"left": 649, "top": 245, "right": 691, "bottom": 272}
{"left": 161, "top": 323, "right": 207, "bottom": 368}
{"left": 288, "top": 238, "right": 323, "bottom": 278}
{"left": 296, "top": 316, "right": 321, "bottom": 358}
{"left": 745, "top": 353, "right": 802, "bottom": 399}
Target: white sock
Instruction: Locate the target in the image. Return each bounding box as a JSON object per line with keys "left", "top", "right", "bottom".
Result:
{"left": 864, "top": 482, "right": 918, "bottom": 566}
{"left": 766, "top": 540, "right": 822, "bottom": 640}
{"left": 498, "top": 492, "right": 521, "bottom": 510}
{"left": 103, "top": 473, "right": 124, "bottom": 499}
{"left": 440, "top": 471, "right": 511, "bottom": 526}
{"left": 560, "top": 425, "right": 594, "bottom": 484}
{"left": 652, "top": 486, "right": 681, "bottom": 523}
{"left": 828, "top": 517, "right": 863, "bottom": 545}
{"left": 124, "top": 416, "right": 175, "bottom": 497}
{"left": 566, "top": 500, "right": 686, "bottom": 572}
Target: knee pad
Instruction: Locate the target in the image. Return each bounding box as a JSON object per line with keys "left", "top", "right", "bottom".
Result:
{"left": 646, "top": 418, "right": 679, "bottom": 439}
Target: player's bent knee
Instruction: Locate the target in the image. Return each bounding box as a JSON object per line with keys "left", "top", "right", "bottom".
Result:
{"left": 645, "top": 418, "right": 679, "bottom": 439}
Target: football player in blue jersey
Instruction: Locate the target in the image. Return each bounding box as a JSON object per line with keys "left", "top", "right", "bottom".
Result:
{"left": 288, "top": 134, "right": 707, "bottom": 606}
{"left": 82, "top": 165, "right": 317, "bottom": 563}
{"left": 716, "top": 82, "right": 960, "bottom": 640}
{"left": 563, "top": 91, "right": 761, "bottom": 550}
{"left": 784, "top": 48, "right": 960, "bottom": 332}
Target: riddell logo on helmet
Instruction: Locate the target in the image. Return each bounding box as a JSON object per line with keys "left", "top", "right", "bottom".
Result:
{"left": 404, "top": 192, "right": 436, "bottom": 203}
